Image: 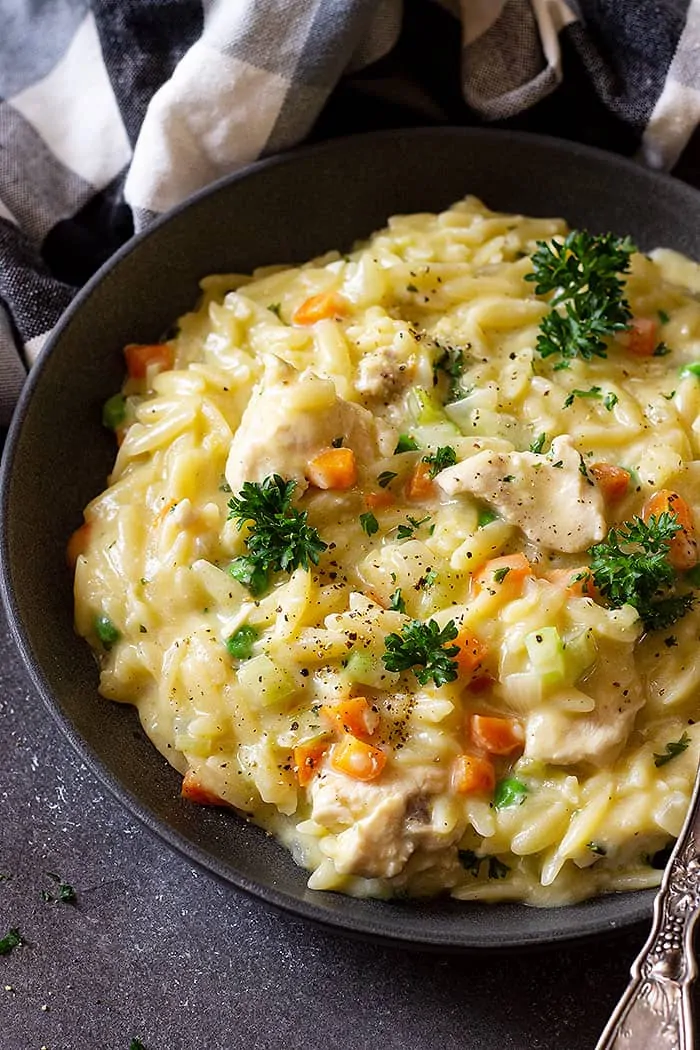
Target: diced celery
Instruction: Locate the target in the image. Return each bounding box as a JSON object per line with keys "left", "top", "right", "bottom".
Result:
{"left": 524, "top": 626, "right": 566, "bottom": 687}
{"left": 342, "top": 650, "right": 390, "bottom": 689}
{"left": 409, "top": 386, "right": 448, "bottom": 425}
{"left": 412, "top": 421, "right": 461, "bottom": 447}
{"left": 562, "top": 628, "right": 598, "bottom": 682}
{"left": 237, "top": 653, "right": 298, "bottom": 708}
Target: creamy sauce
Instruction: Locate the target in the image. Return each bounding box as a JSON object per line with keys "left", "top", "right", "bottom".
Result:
{"left": 74, "top": 198, "right": 700, "bottom": 905}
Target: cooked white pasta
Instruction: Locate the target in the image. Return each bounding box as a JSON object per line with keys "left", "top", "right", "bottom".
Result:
{"left": 73, "top": 196, "right": 700, "bottom": 905}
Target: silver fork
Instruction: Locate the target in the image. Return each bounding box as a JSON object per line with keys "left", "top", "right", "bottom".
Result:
{"left": 595, "top": 760, "right": 700, "bottom": 1049}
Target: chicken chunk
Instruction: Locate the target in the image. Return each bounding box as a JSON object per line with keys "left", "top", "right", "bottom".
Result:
{"left": 525, "top": 636, "right": 644, "bottom": 767}
{"left": 309, "top": 764, "right": 456, "bottom": 880}
{"left": 225, "top": 356, "right": 386, "bottom": 493}
{"left": 356, "top": 345, "right": 414, "bottom": 400}
{"left": 436, "top": 435, "right": 606, "bottom": 553}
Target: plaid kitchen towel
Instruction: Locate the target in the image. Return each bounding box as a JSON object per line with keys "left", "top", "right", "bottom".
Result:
{"left": 1, "top": 0, "right": 699, "bottom": 427}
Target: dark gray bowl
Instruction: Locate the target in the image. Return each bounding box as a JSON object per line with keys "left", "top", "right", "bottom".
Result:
{"left": 2, "top": 128, "right": 695, "bottom": 950}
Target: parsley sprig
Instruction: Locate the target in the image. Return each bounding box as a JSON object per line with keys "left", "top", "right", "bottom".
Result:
{"left": 526, "top": 231, "right": 635, "bottom": 364}
{"left": 382, "top": 618, "right": 459, "bottom": 686}
{"left": 423, "top": 446, "right": 457, "bottom": 478}
{"left": 227, "top": 475, "right": 327, "bottom": 596}
{"left": 589, "top": 513, "right": 694, "bottom": 630}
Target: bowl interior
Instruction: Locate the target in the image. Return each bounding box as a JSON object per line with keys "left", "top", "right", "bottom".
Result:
{"left": 4, "top": 127, "right": 695, "bottom": 949}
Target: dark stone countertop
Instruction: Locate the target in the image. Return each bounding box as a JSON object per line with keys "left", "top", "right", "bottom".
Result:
{"left": 0, "top": 598, "right": 693, "bottom": 1050}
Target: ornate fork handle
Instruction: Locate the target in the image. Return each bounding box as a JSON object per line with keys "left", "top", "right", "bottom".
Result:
{"left": 596, "top": 766, "right": 700, "bottom": 1050}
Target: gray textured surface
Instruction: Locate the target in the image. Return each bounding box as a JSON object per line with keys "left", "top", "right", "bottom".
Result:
{"left": 0, "top": 597, "right": 695, "bottom": 1050}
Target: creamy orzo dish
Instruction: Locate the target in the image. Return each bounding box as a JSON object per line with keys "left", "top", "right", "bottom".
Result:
{"left": 72, "top": 197, "right": 700, "bottom": 905}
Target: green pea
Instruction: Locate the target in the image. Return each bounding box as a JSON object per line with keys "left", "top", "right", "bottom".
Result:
{"left": 95, "top": 614, "right": 121, "bottom": 651}
{"left": 225, "top": 625, "right": 259, "bottom": 660}
{"left": 101, "top": 393, "right": 127, "bottom": 430}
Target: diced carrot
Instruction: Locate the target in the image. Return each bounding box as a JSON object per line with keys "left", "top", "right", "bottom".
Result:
{"left": 124, "top": 342, "right": 174, "bottom": 379}
{"left": 364, "top": 490, "right": 395, "bottom": 511}
{"left": 66, "top": 521, "right": 92, "bottom": 569}
{"left": 452, "top": 753, "right": 495, "bottom": 795}
{"left": 405, "top": 460, "right": 435, "bottom": 501}
{"left": 453, "top": 627, "right": 488, "bottom": 678}
{"left": 643, "top": 489, "right": 699, "bottom": 569}
{"left": 292, "top": 291, "right": 348, "bottom": 325}
{"left": 545, "top": 566, "right": 600, "bottom": 600}
{"left": 472, "top": 553, "right": 532, "bottom": 597}
{"left": 588, "top": 462, "right": 631, "bottom": 502}
{"left": 330, "top": 734, "right": 386, "bottom": 782}
{"left": 470, "top": 715, "right": 524, "bottom": 756}
{"left": 619, "top": 317, "right": 658, "bottom": 357}
{"left": 293, "top": 739, "right": 331, "bottom": 787}
{"left": 307, "top": 447, "right": 358, "bottom": 490}
{"left": 321, "top": 696, "right": 379, "bottom": 740}
{"left": 181, "top": 769, "right": 229, "bottom": 807}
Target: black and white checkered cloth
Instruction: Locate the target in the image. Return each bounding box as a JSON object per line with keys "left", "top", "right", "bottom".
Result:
{"left": 2, "top": 0, "right": 700, "bottom": 426}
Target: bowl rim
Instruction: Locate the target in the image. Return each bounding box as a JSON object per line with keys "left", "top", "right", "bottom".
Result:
{"left": 3, "top": 125, "right": 676, "bottom": 950}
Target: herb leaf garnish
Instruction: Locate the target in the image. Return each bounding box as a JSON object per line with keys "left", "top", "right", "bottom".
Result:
{"left": 227, "top": 475, "right": 327, "bottom": 595}
{"left": 526, "top": 231, "right": 635, "bottom": 363}
{"left": 654, "top": 731, "right": 691, "bottom": 767}
{"left": 589, "top": 513, "right": 694, "bottom": 629}
{"left": 359, "top": 512, "right": 379, "bottom": 537}
{"left": 382, "top": 618, "right": 459, "bottom": 686}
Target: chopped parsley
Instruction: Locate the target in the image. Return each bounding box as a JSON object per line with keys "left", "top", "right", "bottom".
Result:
{"left": 529, "top": 432, "right": 547, "bottom": 454}
{"left": 422, "top": 446, "right": 457, "bottom": 478}
{"left": 488, "top": 856, "right": 511, "bottom": 880}
{"left": 0, "top": 928, "right": 23, "bottom": 955}
{"left": 42, "top": 873, "right": 77, "bottom": 905}
{"left": 433, "top": 339, "right": 469, "bottom": 399}
{"left": 382, "top": 618, "right": 459, "bottom": 686}
{"left": 653, "top": 342, "right": 672, "bottom": 357}
{"left": 492, "top": 566, "right": 510, "bottom": 583}
{"left": 377, "top": 470, "right": 397, "bottom": 488}
{"left": 458, "top": 850, "right": 510, "bottom": 880}
{"left": 359, "top": 512, "right": 379, "bottom": 537}
{"left": 227, "top": 475, "right": 327, "bottom": 595}
{"left": 526, "top": 230, "right": 635, "bottom": 363}
{"left": 588, "top": 513, "right": 695, "bottom": 630}
{"left": 477, "top": 507, "right": 499, "bottom": 528}
{"left": 388, "top": 588, "right": 406, "bottom": 613}
{"left": 587, "top": 842, "right": 607, "bottom": 856}
{"left": 268, "top": 303, "right": 283, "bottom": 319}
{"left": 563, "top": 386, "right": 617, "bottom": 409}
{"left": 658, "top": 309, "right": 670, "bottom": 325}
{"left": 422, "top": 569, "right": 438, "bottom": 589}
{"left": 130, "top": 1040, "right": 148, "bottom": 1050}
{"left": 396, "top": 514, "right": 431, "bottom": 540}
{"left": 394, "top": 434, "right": 419, "bottom": 454}
{"left": 331, "top": 436, "right": 344, "bottom": 448}
{"left": 653, "top": 731, "right": 691, "bottom": 767}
